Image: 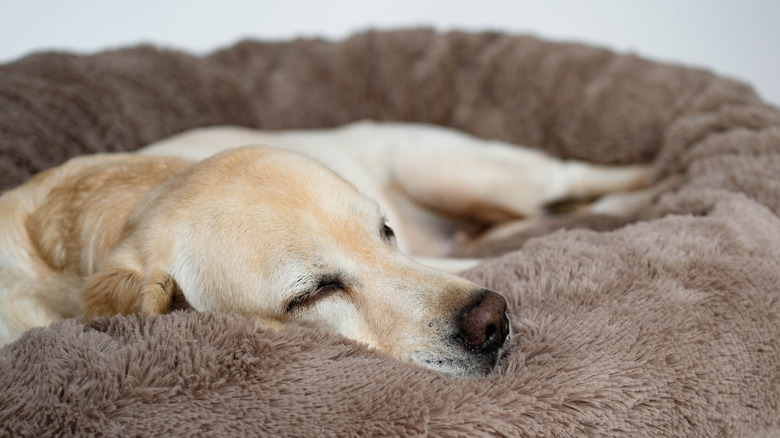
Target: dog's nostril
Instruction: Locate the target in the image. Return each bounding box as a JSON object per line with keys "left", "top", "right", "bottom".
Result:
{"left": 456, "top": 289, "right": 509, "bottom": 352}
{"left": 484, "top": 323, "right": 497, "bottom": 341}
{"left": 477, "top": 323, "right": 498, "bottom": 347}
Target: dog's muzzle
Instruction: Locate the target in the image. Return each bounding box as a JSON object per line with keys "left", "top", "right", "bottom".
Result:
{"left": 412, "top": 288, "right": 511, "bottom": 377}
{"left": 456, "top": 289, "right": 510, "bottom": 356}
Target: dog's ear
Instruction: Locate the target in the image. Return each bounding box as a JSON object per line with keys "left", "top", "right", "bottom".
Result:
{"left": 81, "top": 267, "right": 190, "bottom": 321}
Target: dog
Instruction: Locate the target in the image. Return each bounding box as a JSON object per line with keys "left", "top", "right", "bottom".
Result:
{"left": 0, "top": 121, "right": 651, "bottom": 377}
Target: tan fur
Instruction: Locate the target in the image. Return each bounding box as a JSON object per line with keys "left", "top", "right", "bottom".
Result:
{"left": 24, "top": 155, "right": 190, "bottom": 275}
{"left": 80, "top": 267, "right": 179, "bottom": 319}
{"left": 0, "top": 146, "right": 507, "bottom": 377}
{"left": 0, "top": 155, "right": 190, "bottom": 341}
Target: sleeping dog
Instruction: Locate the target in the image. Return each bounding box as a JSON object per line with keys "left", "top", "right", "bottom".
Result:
{"left": 0, "top": 121, "right": 651, "bottom": 377}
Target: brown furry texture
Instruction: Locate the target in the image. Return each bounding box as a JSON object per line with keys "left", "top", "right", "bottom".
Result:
{"left": 2, "top": 29, "right": 780, "bottom": 436}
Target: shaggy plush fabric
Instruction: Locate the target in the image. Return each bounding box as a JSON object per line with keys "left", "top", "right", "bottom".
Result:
{"left": 1, "top": 29, "right": 780, "bottom": 436}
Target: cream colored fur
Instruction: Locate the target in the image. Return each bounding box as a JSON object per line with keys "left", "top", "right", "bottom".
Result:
{"left": 0, "top": 121, "right": 650, "bottom": 377}
{"left": 142, "top": 121, "right": 652, "bottom": 259}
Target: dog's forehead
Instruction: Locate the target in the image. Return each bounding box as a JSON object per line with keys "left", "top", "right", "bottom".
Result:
{"left": 239, "top": 148, "right": 381, "bottom": 220}
{"left": 163, "top": 145, "right": 372, "bottom": 213}
{"left": 173, "top": 145, "right": 385, "bottom": 247}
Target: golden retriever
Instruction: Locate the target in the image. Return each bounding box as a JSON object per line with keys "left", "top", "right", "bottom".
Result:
{"left": 0, "top": 121, "right": 652, "bottom": 377}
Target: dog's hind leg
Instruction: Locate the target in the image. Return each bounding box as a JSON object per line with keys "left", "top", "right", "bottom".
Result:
{"left": 384, "top": 126, "right": 654, "bottom": 224}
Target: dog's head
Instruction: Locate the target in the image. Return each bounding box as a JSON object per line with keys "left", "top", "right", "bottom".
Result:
{"left": 82, "top": 146, "right": 510, "bottom": 377}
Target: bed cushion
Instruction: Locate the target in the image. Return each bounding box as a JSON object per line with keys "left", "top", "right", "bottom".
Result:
{"left": 1, "top": 29, "right": 779, "bottom": 436}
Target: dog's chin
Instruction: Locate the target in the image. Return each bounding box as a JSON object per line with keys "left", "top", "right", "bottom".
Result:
{"left": 410, "top": 339, "right": 511, "bottom": 378}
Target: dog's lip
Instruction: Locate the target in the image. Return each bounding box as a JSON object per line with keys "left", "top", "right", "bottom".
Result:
{"left": 410, "top": 351, "right": 502, "bottom": 378}
{"left": 410, "top": 322, "right": 512, "bottom": 378}
{"left": 410, "top": 352, "right": 477, "bottom": 378}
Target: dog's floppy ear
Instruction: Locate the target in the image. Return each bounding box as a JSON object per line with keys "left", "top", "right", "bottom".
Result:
{"left": 81, "top": 267, "right": 190, "bottom": 321}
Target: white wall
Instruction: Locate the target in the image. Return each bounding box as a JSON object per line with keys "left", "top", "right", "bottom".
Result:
{"left": 1, "top": 0, "right": 778, "bottom": 106}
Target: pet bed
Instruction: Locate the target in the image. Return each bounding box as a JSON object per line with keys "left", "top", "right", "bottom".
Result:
{"left": 1, "top": 29, "right": 779, "bottom": 437}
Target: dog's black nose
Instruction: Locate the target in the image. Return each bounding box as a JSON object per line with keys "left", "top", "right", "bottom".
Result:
{"left": 456, "top": 290, "right": 509, "bottom": 354}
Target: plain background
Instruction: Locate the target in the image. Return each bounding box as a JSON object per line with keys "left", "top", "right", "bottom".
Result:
{"left": 1, "top": 0, "right": 777, "bottom": 106}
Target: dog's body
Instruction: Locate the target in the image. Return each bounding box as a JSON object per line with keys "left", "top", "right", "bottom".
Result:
{"left": 142, "top": 121, "right": 653, "bottom": 261}
{"left": 0, "top": 121, "right": 652, "bottom": 377}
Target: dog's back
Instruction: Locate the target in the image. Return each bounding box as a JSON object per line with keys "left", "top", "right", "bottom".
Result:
{"left": 0, "top": 154, "right": 190, "bottom": 345}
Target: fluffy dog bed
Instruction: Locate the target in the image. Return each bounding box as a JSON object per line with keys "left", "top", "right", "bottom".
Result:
{"left": 1, "top": 29, "right": 779, "bottom": 437}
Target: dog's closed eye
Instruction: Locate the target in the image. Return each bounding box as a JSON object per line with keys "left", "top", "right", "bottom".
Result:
{"left": 382, "top": 223, "right": 395, "bottom": 242}
{"left": 285, "top": 277, "right": 344, "bottom": 314}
